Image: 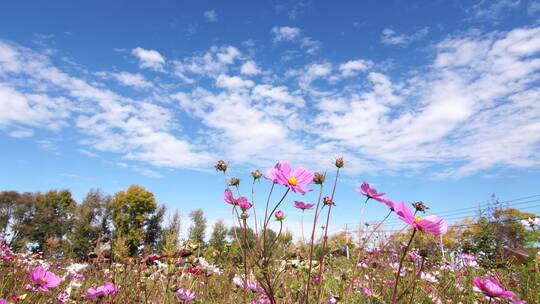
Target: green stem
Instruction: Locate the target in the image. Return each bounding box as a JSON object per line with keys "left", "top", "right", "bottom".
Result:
{"left": 391, "top": 228, "right": 416, "bottom": 304}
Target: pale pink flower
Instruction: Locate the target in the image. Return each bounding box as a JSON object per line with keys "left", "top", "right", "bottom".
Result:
{"left": 176, "top": 288, "right": 196, "bottom": 303}
{"left": 294, "top": 201, "right": 314, "bottom": 210}
{"left": 393, "top": 201, "right": 447, "bottom": 236}
{"left": 30, "top": 266, "right": 61, "bottom": 292}
{"left": 473, "top": 276, "right": 515, "bottom": 299}
{"left": 356, "top": 182, "right": 385, "bottom": 201}
{"left": 86, "top": 282, "right": 118, "bottom": 298}
{"left": 266, "top": 162, "right": 314, "bottom": 194}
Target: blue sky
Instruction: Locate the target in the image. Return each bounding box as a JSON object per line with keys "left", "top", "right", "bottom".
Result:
{"left": 1, "top": 0, "right": 540, "bottom": 237}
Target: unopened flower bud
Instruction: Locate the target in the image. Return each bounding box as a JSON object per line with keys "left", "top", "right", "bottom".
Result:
{"left": 275, "top": 210, "right": 285, "bottom": 221}
{"left": 313, "top": 172, "right": 325, "bottom": 185}
{"left": 335, "top": 157, "right": 344, "bottom": 168}
{"left": 214, "top": 160, "right": 228, "bottom": 172}
{"left": 229, "top": 177, "right": 240, "bottom": 187}
{"left": 240, "top": 211, "right": 249, "bottom": 220}
{"left": 251, "top": 169, "right": 262, "bottom": 180}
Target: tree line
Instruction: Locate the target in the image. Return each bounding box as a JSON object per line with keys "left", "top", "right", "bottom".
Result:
{"left": 0, "top": 185, "right": 253, "bottom": 260}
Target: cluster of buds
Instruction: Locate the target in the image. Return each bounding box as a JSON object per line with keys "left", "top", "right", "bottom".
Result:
{"left": 323, "top": 196, "right": 335, "bottom": 206}
{"left": 214, "top": 160, "right": 228, "bottom": 172}
{"left": 335, "top": 157, "right": 345, "bottom": 168}
{"left": 251, "top": 169, "right": 262, "bottom": 180}
{"left": 313, "top": 172, "right": 325, "bottom": 185}
{"left": 412, "top": 201, "right": 429, "bottom": 213}
{"left": 229, "top": 177, "right": 240, "bottom": 187}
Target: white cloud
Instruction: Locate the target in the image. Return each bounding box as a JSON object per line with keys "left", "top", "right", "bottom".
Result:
{"left": 8, "top": 128, "right": 34, "bottom": 138}
{"left": 271, "top": 26, "right": 301, "bottom": 42}
{"left": 215, "top": 74, "right": 254, "bottom": 91}
{"left": 381, "top": 27, "right": 430, "bottom": 46}
{"left": 132, "top": 47, "right": 165, "bottom": 71}
{"left": 240, "top": 60, "right": 261, "bottom": 75}
{"left": 98, "top": 71, "right": 152, "bottom": 89}
{"left": 78, "top": 149, "right": 98, "bottom": 158}
{"left": 271, "top": 26, "right": 321, "bottom": 55}
{"left": 300, "top": 37, "right": 321, "bottom": 54}
{"left": 468, "top": 0, "right": 521, "bottom": 19}
{"left": 251, "top": 84, "right": 304, "bottom": 105}
{"left": 528, "top": 1, "right": 540, "bottom": 15}
{"left": 339, "top": 59, "right": 371, "bottom": 77}
{"left": 0, "top": 41, "right": 213, "bottom": 170}
{"left": 2, "top": 25, "right": 540, "bottom": 179}
{"left": 204, "top": 9, "right": 218, "bottom": 22}
{"left": 174, "top": 45, "right": 240, "bottom": 82}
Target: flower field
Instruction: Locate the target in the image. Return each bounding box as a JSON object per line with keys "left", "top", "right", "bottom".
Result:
{"left": 1, "top": 159, "right": 539, "bottom": 303}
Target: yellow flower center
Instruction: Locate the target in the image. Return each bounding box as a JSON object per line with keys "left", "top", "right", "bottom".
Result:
{"left": 41, "top": 277, "right": 47, "bottom": 283}
{"left": 288, "top": 176, "right": 297, "bottom": 186}
{"left": 415, "top": 216, "right": 423, "bottom": 222}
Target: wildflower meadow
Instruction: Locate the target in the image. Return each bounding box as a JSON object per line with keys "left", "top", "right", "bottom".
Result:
{"left": 0, "top": 159, "right": 539, "bottom": 303}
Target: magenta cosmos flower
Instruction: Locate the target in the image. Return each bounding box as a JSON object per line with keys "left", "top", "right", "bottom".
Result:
{"left": 30, "top": 266, "right": 61, "bottom": 292}
{"left": 223, "top": 188, "right": 250, "bottom": 209}
{"left": 87, "top": 282, "right": 118, "bottom": 298}
{"left": 393, "top": 201, "right": 447, "bottom": 236}
{"left": 356, "top": 182, "right": 386, "bottom": 201}
{"left": 266, "top": 162, "right": 314, "bottom": 195}
{"left": 294, "top": 201, "right": 314, "bottom": 210}
{"left": 473, "top": 276, "right": 515, "bottom": 299}
{"left": 275, "top": 210, "right": 285, "bottom": 221}
{"left": 176, "top": 288, "right": 196, "bottom": 303}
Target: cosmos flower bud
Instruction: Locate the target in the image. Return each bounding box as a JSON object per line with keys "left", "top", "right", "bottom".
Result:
{"left": 275, "top": 210, "right": 285, "bottom": 221}
{"left": 214, "top": 160, "right": 228, "bottom": 172}
{"left": 229, "top": 177, "right": 240, "bottom": 187}
{"left": 251, "top": 169, "right": 262, "bottom": 180}
{"left": 313, "top": 172, "right": 325, "bottom": 185}
{"left": 335, "top": 157, "right": 345, "bottom": 168}
{"left": 240, "top": 211, "right": 249, "bottom": 220}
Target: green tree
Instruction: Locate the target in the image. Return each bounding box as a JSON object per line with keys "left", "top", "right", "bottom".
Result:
{"left": 144, "top": 205, "right": 166, "bottom": 253}
{"left": 188, "top": 209, "right": 207, "bottom": 246}
{"left": 29, "top": 190, "right": 76, "bottom": 253}
{"left": 0, "top": 191, "right": 35, "bottom": 249}
{"left": 111, "top": 185, "right": 157, "bottom": 256}
{"left": 160, "top": 210, "right": 181, "bottom": 256}
{"left": 209, "top": 219, "right": 228, "bottom": 251}
{"left": 68, "top": 189, "right": 111, "bottom": 260}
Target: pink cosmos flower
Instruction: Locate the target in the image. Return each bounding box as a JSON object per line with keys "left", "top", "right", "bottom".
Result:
{"left": 473, "top": 276, "right": 515, "bottom": 299}
{"left": 393, "top": 201, "right": 447, "bottom": 236}
{"left": 362, "top": 287, "right": 372, "bottom": 298}
{"left": 294, "top": 201, "right": 314, "bottom": 210}
{"left": 30, "top": 266, "right": 61, "bottom": 292}
{"left": 176, "top": 288, "right": 196, "bottom": 303}
{"left": 266, "top": 162, "right": 314, "bottom": 194}
{"left": 356, "top": 182, "right": 385, "bottom": 201}
{"left": 224, "top": 189, "right": 250, "bottom": 210}
{"left": 238, "top": 198, "right": 253, "bottom": 211}
{"left": 86, "top": 282, "right": 118, "bottom": 298}
{"left": 0, "top": 299, "right": 6, "bottom": 304}
{"left": 275, "top": 210, "right": 285, "bottom": 221}
{"left": 57, "top": 291, "right": 69, "bottom": 304}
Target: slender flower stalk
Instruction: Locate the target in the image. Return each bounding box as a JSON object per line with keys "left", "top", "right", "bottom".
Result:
{"left": 303, "top": 182, "right": 324, "bottom": 304}
{"left": 315, "top": 165, "right": 341, "bottom": 303}
{"left": 391, "top": 228, "right": 417, "bottom": 304}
